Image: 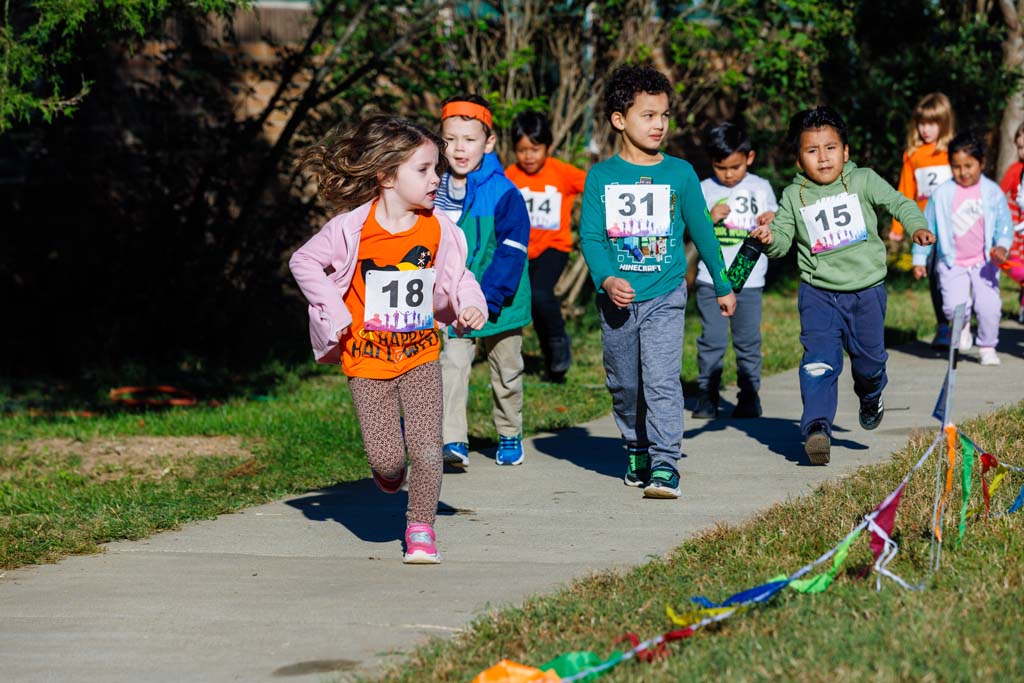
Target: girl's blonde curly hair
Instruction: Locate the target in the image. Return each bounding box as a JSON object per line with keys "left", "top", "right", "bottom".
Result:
{"left": 299, "top": 115, "right": 446, "bottom": 212}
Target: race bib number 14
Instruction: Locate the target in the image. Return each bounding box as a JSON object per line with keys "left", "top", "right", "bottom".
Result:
{"left": 799, "top": 192, "right": 868, "bottom": 254}
{"left": 364, "top": 268, "right": 436, "bottom": 332}
{"left": 521, "top": 186, "right": 562, "bottom": 231}
{"left": 605, "top": 184, "right": 672, "bottom": 237}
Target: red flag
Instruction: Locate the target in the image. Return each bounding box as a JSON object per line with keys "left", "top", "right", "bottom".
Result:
{"left": 870, "top": 486, "right": 905, "bottom": 560}
{"left": 980, "top": 452, "right": 999, "bottom": 517}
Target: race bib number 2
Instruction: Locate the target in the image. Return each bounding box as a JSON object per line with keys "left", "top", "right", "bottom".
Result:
{"left": 605, "top": 184, "right": 671, "bottom": 237}
{"left": 915, "top": 165, "right": 952, "bottom": 201}
{"left": 799, "top": 192, "right": 868, "bottom": 254}
{"left": 364, "top": 268, "right": 436, "bottom": 332}
{"left": 520, "top": 186, "right": 562, "bottom": 231}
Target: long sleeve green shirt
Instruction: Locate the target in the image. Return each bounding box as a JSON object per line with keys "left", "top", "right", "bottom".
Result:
{"left": 766, "top": 160, "right": 928, "bottom": 291}
{"left": 580, "top": 154, "right": 731, "bottom": 301}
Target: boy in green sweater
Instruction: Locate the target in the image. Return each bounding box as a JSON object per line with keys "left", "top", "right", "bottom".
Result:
{"left": 580, "top": 65, "right": 736, "bottom": 499}
{"left": 749, "top": 106, "right": 935, "bottom": 465}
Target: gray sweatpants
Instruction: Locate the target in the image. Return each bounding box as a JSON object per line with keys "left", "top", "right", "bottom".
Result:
{"left": 695, "top": 282, "right": 763, "bottom": 399}
{"left": 597, "top": 282, "right": 687, "bottom": 470}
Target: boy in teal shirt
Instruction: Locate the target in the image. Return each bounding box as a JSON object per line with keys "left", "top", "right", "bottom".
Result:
{"left": 580, "top": 65, "right": 736, "bottom": 499}
{"left": 750, "top": 106, "right": 935, "bottom": 465}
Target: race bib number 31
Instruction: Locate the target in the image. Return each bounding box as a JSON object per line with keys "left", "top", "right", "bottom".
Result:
{"left": 364, "top": 268, "right": 436, "bottom": 332}
{"left": 799, "top": 192, "right": 868, "bottom": 254}
{"left": 914, "top": 165, "right": 953, "bottom": 201}
{"left": 605, "top": 184, "right": 671, "bottom": 237}
{"left": 521, "top": 186, "right": 563, "bottom": 231}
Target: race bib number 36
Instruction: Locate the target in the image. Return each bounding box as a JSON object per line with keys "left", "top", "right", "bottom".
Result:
{"left": 914, "top": 165, "right": 953, "bottom": 201}
{"left": 521, "top": 186, "right": 563, "bottom": 231}
{"left": 799, "top": 192, "right": 868, "bottom": 254}
{"left": 724, "top": 189, "right": 768, "bottom": 231}
{"left": 364, "top": 268, "right": 436, "bottom": 332}
{"left": 605, "top": 184, "right": 671, "bottom": 237}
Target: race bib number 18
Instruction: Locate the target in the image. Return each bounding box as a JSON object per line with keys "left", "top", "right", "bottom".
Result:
{"left": 605, "top": 184, "right": 672, "bottom": 237}
{"left": 521, "top": 186, "right": 562, "bottom": 231}
{"left": 799, "top": 192, "right": 868, "bottom": 254}
{"left": 364, "top": 268, "right": 436, "bottom": 332}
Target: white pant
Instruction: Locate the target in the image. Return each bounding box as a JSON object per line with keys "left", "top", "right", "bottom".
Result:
{"left": 440, "top": 328, "right": 524, "bottom": 443}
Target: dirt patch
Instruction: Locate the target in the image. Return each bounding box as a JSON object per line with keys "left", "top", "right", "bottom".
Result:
{"left": 2, "top": 436, "right": 258, "bottom": 482}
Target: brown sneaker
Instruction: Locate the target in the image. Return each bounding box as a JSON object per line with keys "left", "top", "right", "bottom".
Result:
{"left": 804, "top": 423, "right": 831, "bottom": 465}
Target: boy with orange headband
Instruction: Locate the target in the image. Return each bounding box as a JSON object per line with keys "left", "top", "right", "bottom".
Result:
{"left": 436, "top": 95, "right": 533, "bottom": 468}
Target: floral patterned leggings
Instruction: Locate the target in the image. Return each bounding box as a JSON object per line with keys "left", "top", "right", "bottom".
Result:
{"left": 347, "top": 360, "right": 443, "bottom": 525}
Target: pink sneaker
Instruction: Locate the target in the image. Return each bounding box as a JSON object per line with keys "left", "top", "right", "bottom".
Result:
{"left": 371, "top": 464, "right": 406, "bottom": 494}
{"left": 403, "top": 523, "right": 440, "bottom": 564}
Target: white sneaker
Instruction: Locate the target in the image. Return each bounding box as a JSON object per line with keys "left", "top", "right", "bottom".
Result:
{"left": 979, "top": 347, "right": 1001, "bottom": 366}
{"left": 958, "top": 325, "right": 973, "bottom": 352}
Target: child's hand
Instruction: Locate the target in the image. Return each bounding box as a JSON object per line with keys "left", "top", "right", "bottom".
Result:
{"left": 756, "top": 211, "right": 776, "bottom": 227}
{"left": 913, "top": 265, "right": 927, "bottom": 280}
{"left": 718, "top": 291, "right": 737, "bottom": 317}
{"left": 336, "top": 326, "right": 350, "bottom": 342}
{"left": 602, "top": 276, "right": 635, "bottom": 308}
{"left": 889, "top": 224, "right": 905, "bottom": 243}
{"left": 748, "top": 224, "right": 773, "bottom": 245}
{"left": 911, "top": 229, "right": 936, "bottom": 246}
{"left": 458, "top": 306, "right": 486, "bottom": 330}
{"left": 990, "top": 246, "right": 1009, "bottom": 265}
{"left": 710, "top": 204, "right": 731, "bottom": 224}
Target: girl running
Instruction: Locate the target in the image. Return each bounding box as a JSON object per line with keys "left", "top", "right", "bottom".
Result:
{"left": 894, "top": 93, "right": 956, "bottom": 346}
{"left": 913, "top": 130, "right": 1013, "bottom": 366}
{"left": 289, "top": 115, "right": 486, "bottom": 564}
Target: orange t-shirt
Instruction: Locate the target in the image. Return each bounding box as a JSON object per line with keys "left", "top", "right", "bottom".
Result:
{"left": 340, "top": 207, "right": 442, "bottom": 380}
{"left": 892, "top": 142, "right": 950, "bottom": 238}
{"left": 505, "top": 156, "right": 587, "bottom": 259}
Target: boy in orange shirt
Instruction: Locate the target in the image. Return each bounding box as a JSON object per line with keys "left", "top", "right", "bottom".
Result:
{"left": 505, "top": 111, "right": 587, "bottom": 381}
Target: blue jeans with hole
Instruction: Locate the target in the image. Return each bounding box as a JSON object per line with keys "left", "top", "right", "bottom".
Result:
{"left": 798, "top": 282, "right": 888, "bottom": 437}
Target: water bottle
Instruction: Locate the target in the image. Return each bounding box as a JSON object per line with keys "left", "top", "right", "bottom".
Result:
{"left": 727, "top": 236, "right": 764, "bottom": 293}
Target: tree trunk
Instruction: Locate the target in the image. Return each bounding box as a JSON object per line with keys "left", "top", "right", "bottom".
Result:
{"left": 997, "top": 1, "right": 1024, "bottom": 178}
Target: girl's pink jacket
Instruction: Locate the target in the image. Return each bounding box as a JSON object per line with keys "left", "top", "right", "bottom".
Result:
{"left": 289, "top": 200, "right": 487, "bottom": 365}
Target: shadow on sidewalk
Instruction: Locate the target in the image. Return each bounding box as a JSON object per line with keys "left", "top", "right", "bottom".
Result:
{"left": 685, "top": 416, "right": 867, "bottom": 466}
{"left": 285, "top": 480, "right": 460, "bottom": 543}
{"left": 531, "top": 427, "right": 627, "bottom": 480}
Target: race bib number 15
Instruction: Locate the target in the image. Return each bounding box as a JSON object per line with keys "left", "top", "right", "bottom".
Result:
{"left": 799, "top": 192, "right": 868, "bottom": 254}
{"left": 605, "top": 184, "right": 671, "bottom": 237}
{"left": 364, "top": 268, "right": 436, "bottom": 332}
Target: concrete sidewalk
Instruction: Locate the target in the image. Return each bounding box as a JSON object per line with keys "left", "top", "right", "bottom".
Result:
{"left": 3, "top": 324, "right": 1024, "bottom": 682}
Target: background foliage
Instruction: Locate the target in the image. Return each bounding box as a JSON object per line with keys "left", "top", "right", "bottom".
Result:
{"left": 1, "top": 0, "right": 1020, "bottom": 387}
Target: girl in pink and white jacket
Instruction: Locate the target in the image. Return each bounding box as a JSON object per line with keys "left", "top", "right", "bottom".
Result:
{"left": 289, "top": 116, "right": 486, "bottom": 564}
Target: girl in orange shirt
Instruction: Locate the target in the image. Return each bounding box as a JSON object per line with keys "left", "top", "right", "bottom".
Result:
{"left": 505, "top": 111, "right": 587, "bottom": 381}
{"left": 290, "top": 116, "right": 486, "bottom": 564}
{"left": 893, "top": 93, "right": 956, "bottom": 346}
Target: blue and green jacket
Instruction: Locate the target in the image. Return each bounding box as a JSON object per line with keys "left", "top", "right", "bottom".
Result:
{"left": 449, "top": 152, "right": 532, "bottom": 337}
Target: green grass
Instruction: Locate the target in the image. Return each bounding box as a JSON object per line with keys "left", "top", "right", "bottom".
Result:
{"left": 0, "top": 275, "right": 946, "bottom": 568}
{"left": 383, "top": 403, "right": 1024, "bottom": 682}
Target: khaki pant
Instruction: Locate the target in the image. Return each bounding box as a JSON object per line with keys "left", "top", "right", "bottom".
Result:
{"left": 441, "top": 328, "right": 523, "bottom": 443}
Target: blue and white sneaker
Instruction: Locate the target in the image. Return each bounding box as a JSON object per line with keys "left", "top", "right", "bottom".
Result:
{"left": 442, "top": 442, "right": 470, "bottom": 468}
{"left": 643, "top": 465, "right": 681, "bottom": 499}
{"left": 495, "top": 435, "right": 524, "bottom": 466}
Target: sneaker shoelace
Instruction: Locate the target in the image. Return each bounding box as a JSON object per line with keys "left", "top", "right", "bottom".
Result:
{"left": 499, "top": 436, "right": 519, "bottom": 448}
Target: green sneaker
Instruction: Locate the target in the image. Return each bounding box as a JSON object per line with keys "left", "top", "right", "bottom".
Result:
{"left": 643, "top": 465, "right": 681, "bottom": 499}
{"left": 623, "top": 443, "right": 650, "bottom": 487}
